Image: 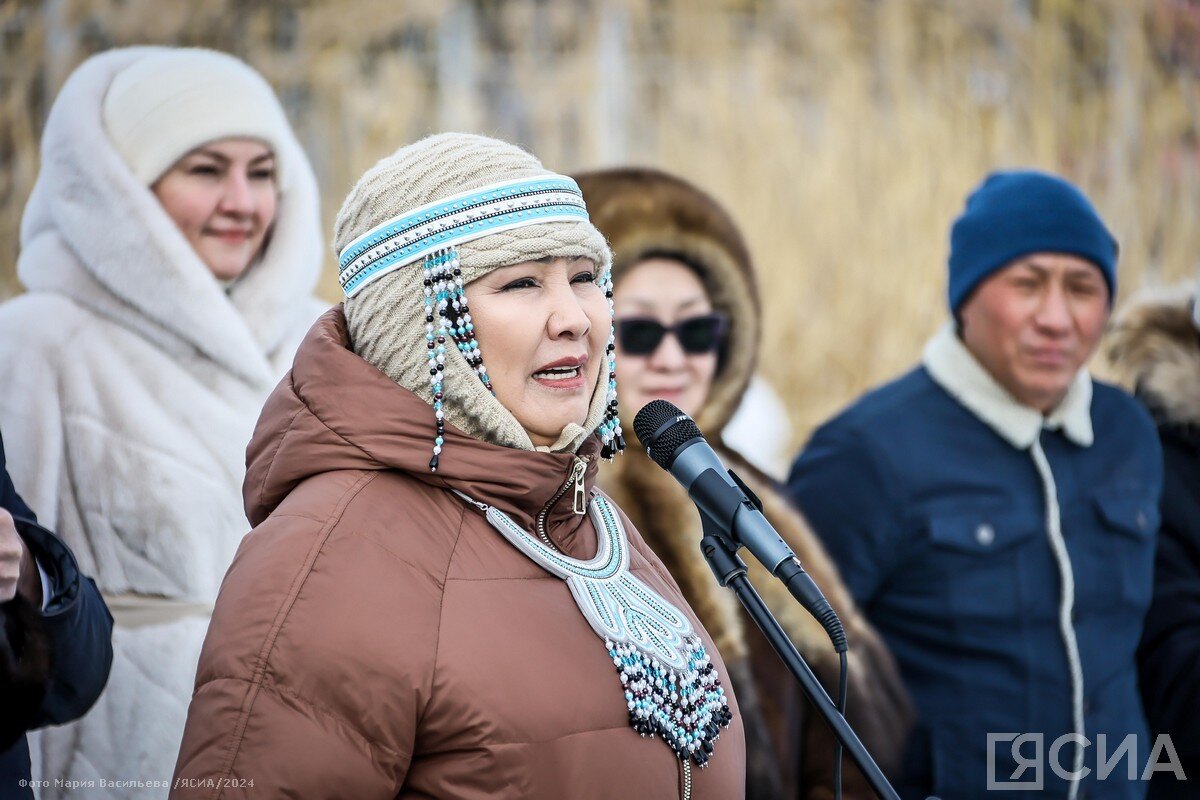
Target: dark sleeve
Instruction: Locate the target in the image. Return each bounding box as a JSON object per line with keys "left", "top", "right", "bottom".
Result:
{"left": 14, "top": 518, "right": 114, "bottom": 727}
{"left": 0, "top": 432, "right": 113, "bottom": 726}
{"left": 1138, "top": 442, "right": 1200, "bottom": 759}
{"left": 0, "top": 448, "right": 35, "bottom": 523}
{"left": 785, "top": 423, "right": 904, "bottom": 607}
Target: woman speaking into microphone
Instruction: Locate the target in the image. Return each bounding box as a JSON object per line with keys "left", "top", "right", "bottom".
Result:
{"left": 171, "top": 134, "right": 745, "bottom": 799}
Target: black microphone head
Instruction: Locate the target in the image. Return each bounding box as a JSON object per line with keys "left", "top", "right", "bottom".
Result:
{"left": 633, "top": 399, "right": 704, "bottom": 471}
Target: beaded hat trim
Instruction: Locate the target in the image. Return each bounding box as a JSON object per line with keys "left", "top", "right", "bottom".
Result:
{"left": 337, "top": 175, "right": 590, "bottom": 297}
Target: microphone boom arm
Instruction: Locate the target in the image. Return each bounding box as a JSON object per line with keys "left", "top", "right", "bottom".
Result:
{"left": 690, "top": 467, "right": 847, "bottom": 653}
{"left": 696, "top": 518, "right": 901, "bottom": 800}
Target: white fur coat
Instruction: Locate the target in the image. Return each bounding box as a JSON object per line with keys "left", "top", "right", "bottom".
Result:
{"left": 0, "top": 49, "right": 327, "bottom": 797}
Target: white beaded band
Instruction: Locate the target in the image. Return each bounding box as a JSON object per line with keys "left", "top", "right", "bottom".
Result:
{"left": 337, "top": 174, "right": 590, "bottom": 297}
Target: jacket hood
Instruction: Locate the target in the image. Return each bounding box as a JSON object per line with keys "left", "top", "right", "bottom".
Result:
{"left": 18, "top": 47, "right": 323, "bottom": 387}
{"left": 245, "top": 308, "right": 601, "bottom": 543}
{"left": 575, "top": 167, "right": 758, "bottom": 435}
{"left": 1107, "top": 282, "right": 1200, "bottom": 429}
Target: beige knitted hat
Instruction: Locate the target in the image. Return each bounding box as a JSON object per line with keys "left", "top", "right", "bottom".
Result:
{"left": 336, "top": 132, "right": 618, "bottom": 458}
{"left": 102, "top": 48, "right": 294, "bottom": 187}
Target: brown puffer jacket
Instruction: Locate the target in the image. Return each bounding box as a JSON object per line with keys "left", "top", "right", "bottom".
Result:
{"left": 170, "top": 308, "right": 746, "bottom": 799}
{"left": 578, "top": 167, "right": 913, "bottom": 799}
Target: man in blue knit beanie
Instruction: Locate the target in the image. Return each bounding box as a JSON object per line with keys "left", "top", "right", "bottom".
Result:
{"left": 787, "top": 170, "right": 1172, "bottom": 799}
{"left": 948, "top": 170, "right": 1118, "bottom": 314}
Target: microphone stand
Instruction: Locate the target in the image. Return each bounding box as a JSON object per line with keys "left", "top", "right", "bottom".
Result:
{"left": 697, "top": 505, "right": 902, "bottom": 800}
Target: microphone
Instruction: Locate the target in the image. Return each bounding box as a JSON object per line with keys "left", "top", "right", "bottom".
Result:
{"left": 633, "top": 399, "right": 846, "bottom": 652}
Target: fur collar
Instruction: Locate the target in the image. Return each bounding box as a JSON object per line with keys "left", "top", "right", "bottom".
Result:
{"left": 17, "top": 48, "right": 322, "bottom": 387}
{"left": 1107, "top": 283, "right": 1200, "bottom": 428}
{"left": 923, "top": 323, "right": 1094, "bottom": 449}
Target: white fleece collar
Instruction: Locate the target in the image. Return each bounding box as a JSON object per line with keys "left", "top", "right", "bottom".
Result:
{"left": 922, "top": 323, "right": 1094, "bottom": 450}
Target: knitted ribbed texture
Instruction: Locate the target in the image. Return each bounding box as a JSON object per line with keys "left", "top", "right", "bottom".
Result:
{"left": 102, "top": 48, "right": 295, "bottom": 187}
{"left": 337, "top": 133, "right": 611, "bottom": 452}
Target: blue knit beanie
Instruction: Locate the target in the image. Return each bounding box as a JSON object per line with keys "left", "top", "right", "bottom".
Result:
{"left": 948, "top": 170, "right": 1117, "bottom": 312}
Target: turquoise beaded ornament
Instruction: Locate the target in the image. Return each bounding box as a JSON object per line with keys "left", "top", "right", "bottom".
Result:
{"left": 598, "top": 267, "right": 625, "bottom": 460}
{"left": 422, "top": 247, "right": 493, "bottom": 472}
{"left": 458, "top": 490, "right": 733, "bottom": 766}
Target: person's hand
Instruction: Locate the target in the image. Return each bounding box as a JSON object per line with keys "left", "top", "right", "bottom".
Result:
{"left": 0, "top": 508, "right": 41, "bottom": 604}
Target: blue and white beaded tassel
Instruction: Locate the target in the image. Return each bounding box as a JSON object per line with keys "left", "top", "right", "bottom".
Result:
{"left": 423, "top": 251, "right": 451, "bottom": 471}
{"left": 425, "top": 246, "right": 497, "bottom": 472}
{"left": 445, "top": 249, "right": 494, "bottom": 394}
{"left": 599, "top": 267, "right": 625, "bottom": 459}
{"left": 610, "top": 634, "right": 733, "bottom": 767}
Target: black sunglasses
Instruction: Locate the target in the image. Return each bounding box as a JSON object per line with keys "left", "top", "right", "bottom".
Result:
{"left": 615, "top": 313, "right": 729, "bottom": 356}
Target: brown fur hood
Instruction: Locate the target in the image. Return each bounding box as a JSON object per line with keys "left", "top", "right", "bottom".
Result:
{"left": 1107, "top": 283, "right": 1200, "bottom": 429}
{"left": 575, "top": 167, "right": 758, "bottom": 434}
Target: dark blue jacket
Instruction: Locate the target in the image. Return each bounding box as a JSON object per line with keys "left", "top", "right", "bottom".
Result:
{"left": 787, "top": 362, "right": 1161, "bottom": 800}
{"left": 0, "top": 435, "right": 113, "bottom": 799}
{"left": 1138, "top": 418, "right": 1200, "bottom": 800}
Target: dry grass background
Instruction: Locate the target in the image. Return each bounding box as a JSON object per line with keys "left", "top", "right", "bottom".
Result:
{"left": 1, "top": 0, "right": 1198, "bottom": 446}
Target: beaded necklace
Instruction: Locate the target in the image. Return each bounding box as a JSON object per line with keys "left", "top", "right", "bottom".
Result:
{"left": 453, "top": 489, "right": 733, "bottom": 774}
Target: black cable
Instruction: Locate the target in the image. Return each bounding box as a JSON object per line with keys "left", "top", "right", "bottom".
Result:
{"left": 777, "top": 557, "right": 847, "bottom": 653}
{"left": 835, "top": 649, "right": 848, "bottom": 800}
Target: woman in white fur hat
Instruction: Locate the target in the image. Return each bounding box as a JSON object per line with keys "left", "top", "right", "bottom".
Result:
{"left": 0, "top": 47, "right": 326, "bottom": 796}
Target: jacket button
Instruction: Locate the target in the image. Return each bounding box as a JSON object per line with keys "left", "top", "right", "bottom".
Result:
{"left": 1136, "top": 511, "right": 1149, "bottom": 532}
{"left": 975, "top": 523, "right": 995, "bottom": 546}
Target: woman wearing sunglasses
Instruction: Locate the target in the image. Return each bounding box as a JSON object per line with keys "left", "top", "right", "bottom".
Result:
{"left": 576, "top": 167, "right": 911, "bottom": 799}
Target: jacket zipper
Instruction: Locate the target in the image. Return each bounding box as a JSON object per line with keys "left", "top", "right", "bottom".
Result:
{"left": 533, "top": 457, "right": 688, "bottom": 800}
{"left": 536, "top": 456, "right": 588, "bottom": 550}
